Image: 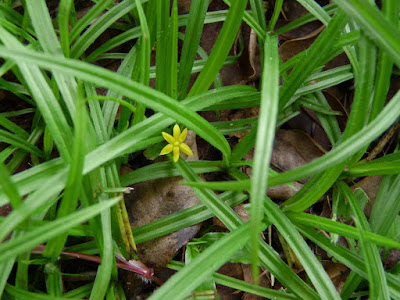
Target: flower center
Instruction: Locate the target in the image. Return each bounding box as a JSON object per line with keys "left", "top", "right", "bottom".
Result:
{"left": 174, "top": 141, "right": 180, "bottom": 146}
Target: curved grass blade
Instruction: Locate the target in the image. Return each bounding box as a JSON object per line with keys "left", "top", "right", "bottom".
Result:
{"left": 0, "top": 197, "right": 121, "bottom": 263}
{"left": 149, "top": 223, "right": 250, "bottom": 300}
{"left": 188, "top": 0, "right": 248, "bottom": 96}
{"left": 333, "top": 0, "right": 400, "bottom": 67}
{"left": 249, "top": 34, "right": 279, "bottom": 281}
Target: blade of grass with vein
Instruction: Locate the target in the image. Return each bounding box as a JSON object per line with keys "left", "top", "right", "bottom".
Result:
{"left": 249, "top": 34, "right": 279, "bottom": 281}
{"left": 222, "top": 0, "right": 264, "bottom": 40}
{"left": 369, "top": 175, "right": 400, "bottom": 236}
{"left": 261, "top": 197, "right": 341, "bottom": 298}
{"left": 286, "top": 211, "right": 400, "bottom": 249}
{"left": 58, "top": 0, "right": 73, "bottom": 57}
{"left": 177, "top": 0, "right": 208, "bottom": 99}
{"left": 104, "top": 46, "right": 137, "bottom": 136}
{"left": 249, "top": 0, "right": 266, "bottom": 62}
{"left": 149, "top": 223, "right": 250, "bottom": 300}
{"left": 26, "top": 0, "right": 78, "bottom": 119}
{"left": 166, "top": 0, "right": 178, "bottom": 99}
{"left": 0, "top": 129, "right": 44, "bottom": 158}
{"left": 370, "top": 0, "right": 399, "bottom": 121}
{"left": 90, "top": 194, "right": 114, "bottom": 300}
{"left": 338, "top": 182, "right": 389, "bottom": 300}
{"left": 0, "top": 170, "right": 67, "bottom": 242}
{"left": 0, "top": 162, "right": 22, "bottom": 209}
{"left": 43, "top": 83, "right": 86, "bottom": 259}
{"left": 120, "top": 160, "right": 222, "bottom": 186}
{"left": 279, "top": 9, "right": 348, "bottom": 110}
{"left": 168, "top": 260, "right": 298, "bottom": 300}
{"left": 297, "top": 224, "right": 400, "bottom": 298}
{"left": 296, "top": 0, "right": 331, "bottom": 24}
{"left": 275, "top": 3, "right": 337, "bottom": 35}
{"left": 86, "top": 82, "right": 136, "bottom": 256}
{"left": 71, "top": 0, "right": 139, "bottom": 58}
{"left": 155, "top": 0, "right": 169, "bottom": 94}
{"left": 267, "top": 0, "right": 283, "bottom": 31}
{"left": 333, "top": 0, "right": 400, "bottom": 67}
{"left": 0, "top": 158, "right": 64, "bottom": 207}
{"left": 132, "top": 0, "right": 150, "bottom": 125}
{"left": 69, "top": 0, "right": 114, "bottom": 42}
{"left": 5, "top": 284, "right": 81, "bottom": 300}
{"left": 0, "top": 113, "right": 29, "bottom": 138}
{"left": 313, "top": 91, "right": 341, "bottom": 145}
{"left": 0, "top": 196, "right": 121, "bottom": 263}
{"left": 188, "top": 0, "right": 248, "bottom": 97}
{"left": 343, "top": 153, "right": 400, "bottom": 177}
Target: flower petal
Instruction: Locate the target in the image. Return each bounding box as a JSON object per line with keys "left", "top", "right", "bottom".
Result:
{"left": 178, "top": 128, "right": 188, "bottom": 143}
{"left": 179, "top": 143, "right": 193, "bottom": 156}
{"left": 173, "top": 124, "right": 181, "bottom": 140}
{"left": 160, "top": 144, "right": 173, "bottom": 155}
{"left": 162, "top": 132, "right": 175, "bottom": 144}
{"left": 173, "top": 146, "right": 180, "bottom": 162}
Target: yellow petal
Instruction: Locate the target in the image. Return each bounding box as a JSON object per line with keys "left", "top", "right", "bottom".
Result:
{"left": 179, "top": 128, "right": 188, "bottom": 143}
{"left": 162, "top": 132, "right": 175, "bottom": 144}
{"left": 173, "top": 124, "right": 181, "bottom": 140}
{"left": 160, "top": 144, "right": 173, "bottom": 155}
{"left": 179, "top": 143, "right": 193, "bottom": 156}
{"left": 173, "top": 146, "right": 180, "bottom": 162}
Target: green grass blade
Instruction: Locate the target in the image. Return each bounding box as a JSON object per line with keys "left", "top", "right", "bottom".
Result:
{"left": 131, "top": 0, "right": 151, "bottom": 125}
{"left": 58, "top": 0, "right": 73, "bottom": 57}
{"left": 297, "top": 224, "right": 400, "bottom": 298}
{"left": 287, "top": 211, "right": 400, "bottom": 249}
{"left": 5, "top": 283, "right": 81, "bottom": 300}
{"left": 120, "top": 160, "right": 222, "bottom": 186}
{"left": 296, "top": 0, "right": 331, "bottom": 24}
{"left": 262, "top": 197, "right": 341, "bottom": 298}
{"left": 166, "top": 0, "right": 178, "bottom": 99}
{"left": 0, "top": 162, "right": 22, "bottom": 209}
{"left": 370, "top": 0, "right": 399, "bottom": 120}
{"left": 149, "top": 223, "right": 250, "bottom": 300}
{"left": 279, "top": 9, "right": 348, "bottom": 110}
{"left": 43, "top": 84, "right": 87, "bottom": 258}
{"left": 338, "top": 182, "right": 389, "bottom": 298}
{"left": 369, "top": 175, "right": 400, "bottom": 236}
{"left": 188, "top": 0, "right": 248, "bottom": 96}
{"left": 168, "top": 260, "right": 298, "bottom": 300}
{"left": 0, "top": 196, "right": 121, "bottom": 264}
{"left": 177, "top": 0, "right": 208, "bottom": 99}
{"left": 249, "top": 34, "right": 279, "bottom": 281}
{"left": 0, "top": 129, "right": 44, "bottom": 158}
{"left": 333, "top": 0, "right": 400, "bottom": 67}
{"left": 71, "top": 1, "right": 138, "bottom": 58}
{"left": 69, "top": 0, "right": 114, "bottom": 42}
{"left": 90, "top": 194, "right": 114, "bottom": 300}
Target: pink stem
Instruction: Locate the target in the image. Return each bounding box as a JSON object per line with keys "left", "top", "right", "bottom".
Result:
{"left": 32, "top": 245, "right": 156, "bottom": 281}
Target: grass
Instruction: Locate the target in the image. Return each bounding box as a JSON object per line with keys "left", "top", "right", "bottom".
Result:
{"left": 0, "top": 0, "right": 399, "bottom": 299}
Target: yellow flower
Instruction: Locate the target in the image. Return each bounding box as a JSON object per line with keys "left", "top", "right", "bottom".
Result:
{"left": 160, "top": 124, "right": 193, "bottom": 162}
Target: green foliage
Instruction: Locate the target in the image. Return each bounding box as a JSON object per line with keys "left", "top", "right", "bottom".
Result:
{"left": 0, "top": 0, "right": 399, "bottom": 299}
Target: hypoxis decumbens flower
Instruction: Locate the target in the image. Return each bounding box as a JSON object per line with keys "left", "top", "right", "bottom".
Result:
{"left": 160, "top": 124, "right": 193, "bottom": 162}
